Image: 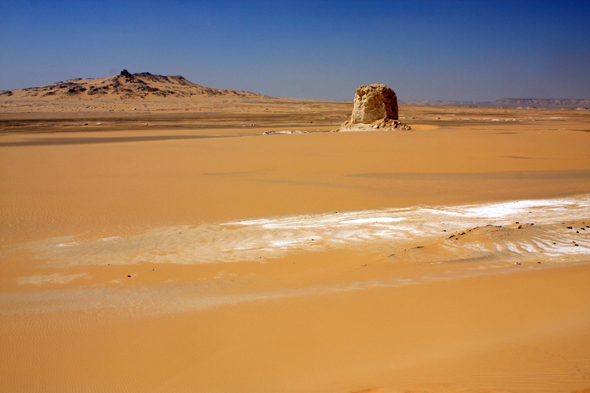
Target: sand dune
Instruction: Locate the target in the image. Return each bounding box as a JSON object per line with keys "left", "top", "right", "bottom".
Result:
{"left": 0, "top": 95, "right": 589, "bottom": 392}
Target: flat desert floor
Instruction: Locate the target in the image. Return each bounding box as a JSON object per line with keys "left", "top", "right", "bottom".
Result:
{"left": 1, "top": 97, "right": 590, "bottom": 392}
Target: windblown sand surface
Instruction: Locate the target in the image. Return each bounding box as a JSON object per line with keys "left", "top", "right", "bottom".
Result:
{"left": 1, "top": 97, "right": 589, "bottom": 392}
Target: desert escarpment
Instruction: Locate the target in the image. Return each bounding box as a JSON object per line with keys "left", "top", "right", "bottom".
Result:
{"left": 400, "top": 98, "right": 590, "bottom": 109}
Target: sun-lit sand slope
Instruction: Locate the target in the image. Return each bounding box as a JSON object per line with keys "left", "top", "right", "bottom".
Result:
{"left": 1, "top": 96, "right": 590, "bottom": 392}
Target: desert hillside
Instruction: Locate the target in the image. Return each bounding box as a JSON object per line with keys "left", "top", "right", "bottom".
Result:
{"left": 0, "top": 69, "right": 268, "bottom": 100}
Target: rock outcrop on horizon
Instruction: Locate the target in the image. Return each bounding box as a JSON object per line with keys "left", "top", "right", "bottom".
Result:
{"left": 0, "top": 70, "right": 268, "bottom": 100}
{"left": 490, "top": 98, "right": 590, "bottom": 110}
{"left": 340, "top": 84, "right": 411, "bottom": 131}
{"left": 398, "top": 98, "right": 590, "bottom": 109}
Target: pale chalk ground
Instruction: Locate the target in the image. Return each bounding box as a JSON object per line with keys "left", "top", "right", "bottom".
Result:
{"left": 1, "top": 98, "right": 590, "bottom": 392}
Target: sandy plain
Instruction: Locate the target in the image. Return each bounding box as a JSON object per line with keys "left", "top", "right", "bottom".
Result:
{"left": 1, "top": 95, "right": 590, "bottom": 393}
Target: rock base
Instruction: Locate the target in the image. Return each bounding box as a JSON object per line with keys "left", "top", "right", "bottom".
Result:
{"left": 338, "top": 118, "right": 412, "bottom": 132}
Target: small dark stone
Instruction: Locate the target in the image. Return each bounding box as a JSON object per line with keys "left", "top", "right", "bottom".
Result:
{"left": 567, "top": 226, "right": 573, "bottom": 229}
{"left": 127, "top": 275, "right": 131, "bottom": 277}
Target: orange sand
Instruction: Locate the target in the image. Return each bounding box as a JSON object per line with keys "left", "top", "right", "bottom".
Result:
{"left": 1, "top": 98, "right": 589, "bottom": 392}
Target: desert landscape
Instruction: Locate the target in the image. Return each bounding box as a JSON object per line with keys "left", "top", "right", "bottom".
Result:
{"left": 0, "top": 70, "right": 589, "bottom": 392}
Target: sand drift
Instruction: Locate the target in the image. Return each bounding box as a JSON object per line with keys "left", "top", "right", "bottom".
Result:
{"left": 17, "top": 194, "right": 590, "bottom": 267}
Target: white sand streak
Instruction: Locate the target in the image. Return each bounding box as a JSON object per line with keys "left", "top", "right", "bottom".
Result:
{"left": 2, "top": 195, "right": 589, "bottom": 315}
{"left": 16, "top": 273, "right": 91, "bottom": 286}
{"left": 10, "top": 195, "right": 590, "bottom": 266}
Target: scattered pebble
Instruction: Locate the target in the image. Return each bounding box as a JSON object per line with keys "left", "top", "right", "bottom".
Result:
{"left": 515, "top": 262, "right": 521, "bottom": 265}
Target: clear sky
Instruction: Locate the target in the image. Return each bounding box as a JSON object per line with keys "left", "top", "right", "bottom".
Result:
{"left": 1, "top": 0, "right": 589, "bottom": 101}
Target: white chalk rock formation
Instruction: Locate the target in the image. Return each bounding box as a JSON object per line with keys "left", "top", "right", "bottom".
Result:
{"left": 339, "top": 84, "right": 411, "bottom": 131}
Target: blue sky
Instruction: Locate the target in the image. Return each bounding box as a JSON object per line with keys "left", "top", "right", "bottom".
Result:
{"left": 1, "top": 0, "right": 589, "bottom": 101}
